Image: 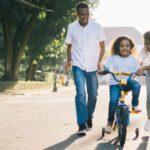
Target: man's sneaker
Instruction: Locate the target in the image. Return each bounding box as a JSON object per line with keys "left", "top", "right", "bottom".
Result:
{"left": 132, "top": 106, "right": 142, "bottom": 113}
{"left": 144, "top": 119, "right": 150, "bottom": 132}
{"left": 105, "top": 123, "right": 113, "bottom": 134}
{"left": 87, "top": 118, "right": 92, "bottom": 130}
{"left": 77, "top": 125, "right": 86, "bottom": 136}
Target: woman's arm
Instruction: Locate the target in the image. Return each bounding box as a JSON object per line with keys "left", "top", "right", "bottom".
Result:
{"left": 137, "top": 65, "right": 150, "bottom": 76}
{"left": 142, "top": 65, "right": 150, "bottom": 71}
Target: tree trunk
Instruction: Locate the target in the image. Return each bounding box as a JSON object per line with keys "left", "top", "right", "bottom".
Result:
{"left": 11, "top": 10, "right": 40, "bottom": 81}
{"left": 1, "top": 12, "right": 13, "bottom": 81}
{"left": 1, "top": 10, "right": 40, "bottom": 81}
{"left": 26, "top": 58, "right": 39, "bottom": 81}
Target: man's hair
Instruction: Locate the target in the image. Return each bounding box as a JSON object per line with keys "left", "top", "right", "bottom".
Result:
{"left": 76, "top": 2, "right": 89, "bottom": 11}
{"left": 144, "top": 31, "right": 150, "bottom": 41}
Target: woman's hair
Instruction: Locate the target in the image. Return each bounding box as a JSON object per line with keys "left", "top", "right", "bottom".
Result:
{"left": 110, "top": 36, "right": 135, "bottom": 55}
{"left": 144, "top": 31, "right": 150, "bottom": 41}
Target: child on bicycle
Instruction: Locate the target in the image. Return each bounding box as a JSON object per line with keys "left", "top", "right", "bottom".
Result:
{"left": 103, "top": 36, "right": 142, "bottom": 134}
{"left": 137, "top": 31, "right": 150, "bottom": 132}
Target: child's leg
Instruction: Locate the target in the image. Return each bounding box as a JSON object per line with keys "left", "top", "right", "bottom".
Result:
{"left": 108, "top": 85, "right": 121, "bottom": 123}
{"left": 126, "top": 80, "right": 141, "bottom": 108}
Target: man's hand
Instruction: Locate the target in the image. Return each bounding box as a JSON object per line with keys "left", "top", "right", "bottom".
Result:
{"left": 97, "top": 70, "right": 107, "bottom": 75}
{"left": 97, "top": 62, "right": 103, "bottom": 71}
{"left": 65, "top": 62, "right": 72, "bottom": 72}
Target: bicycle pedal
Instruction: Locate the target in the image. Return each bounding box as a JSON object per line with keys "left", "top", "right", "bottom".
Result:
{"left": 130, "top": 110, "right": 141, "bottom": 114}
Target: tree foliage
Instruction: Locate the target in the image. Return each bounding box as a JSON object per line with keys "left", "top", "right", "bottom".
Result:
{"left": 0, "top": 0, "right": 99, "bottom": 81}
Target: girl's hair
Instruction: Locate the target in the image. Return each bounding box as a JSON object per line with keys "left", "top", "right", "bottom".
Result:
{"left": 110, "top": 36, "right": 135, "bottom": 55}
{"left": 144, "top": 31, "right": 150, "bottom": 41}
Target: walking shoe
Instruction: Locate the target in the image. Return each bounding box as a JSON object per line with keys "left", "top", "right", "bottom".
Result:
{"left": 77, "top": 125, "right": 86, "bottom": 136}
{"left": 105, "top": 122, "right": 113, "bottom": 134}
{"left": 87, "top": 118, "right": 92, "bottom": 130}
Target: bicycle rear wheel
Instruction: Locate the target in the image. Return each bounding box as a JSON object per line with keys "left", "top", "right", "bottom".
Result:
{"left": 118, "top": 106, "right": 128, "bottom": 147}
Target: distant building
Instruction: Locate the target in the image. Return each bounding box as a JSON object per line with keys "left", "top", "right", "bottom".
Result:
{"left": 103, "top": 27, "right": 143, "bottom": 51}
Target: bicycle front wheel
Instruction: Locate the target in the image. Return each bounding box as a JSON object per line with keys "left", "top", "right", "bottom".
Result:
{"left": 118, "top": 106, "right": 128, "bottom": 147}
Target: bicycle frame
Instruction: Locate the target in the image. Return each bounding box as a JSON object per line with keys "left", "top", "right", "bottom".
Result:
{"left": 100, "top": 70, "right": 136, "bottom": 126}
{"left": 115, "top": 73, "right": 132, "bottom": 126}
{"left": 99, "top": 69, "right": 142, "bottom": 146}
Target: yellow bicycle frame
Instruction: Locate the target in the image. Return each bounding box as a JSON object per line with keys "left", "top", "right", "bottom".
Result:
{"left": 112, "top": 72, "right": 130, "bottom": 102}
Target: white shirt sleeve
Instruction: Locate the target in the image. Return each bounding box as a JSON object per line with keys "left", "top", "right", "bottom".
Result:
{"left": 104, "top": 56, "right": 113, "bottom": 70}
{"left": 65, "top": 25, "right": 72, "bottom": 44}
{"left": 97, "top": 24, "right": 106, "bottom": 42}
{"left": 133, "top": 59, "right": 140, "bottom": 71}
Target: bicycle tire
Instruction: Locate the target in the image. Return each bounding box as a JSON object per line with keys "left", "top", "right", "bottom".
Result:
{"left": 117, "top": 106, "right": 128, "bottom": 147}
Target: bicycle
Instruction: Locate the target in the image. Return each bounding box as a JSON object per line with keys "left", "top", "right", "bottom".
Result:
{"left": 98, "top": 70, "right": 142, "bottom": 147}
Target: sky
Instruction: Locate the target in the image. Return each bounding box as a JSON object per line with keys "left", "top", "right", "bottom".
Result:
{"left": 92, "top": 0, "right": 150, "bottom": 34}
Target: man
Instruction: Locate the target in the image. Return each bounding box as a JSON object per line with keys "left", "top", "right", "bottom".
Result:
{"left": 65, "top": 2, "right": 106, "bottom": 136}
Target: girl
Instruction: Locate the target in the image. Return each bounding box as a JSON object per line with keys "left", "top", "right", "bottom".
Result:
{"left": 137, "top": 31, "right": 150, "bottom": 132}
{"left": 103, "top": 36, "right": 141, "bottom": 134}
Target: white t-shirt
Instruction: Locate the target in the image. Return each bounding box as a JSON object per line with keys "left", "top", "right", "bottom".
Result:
{"left": 138, "top": 48, "right": 150, "bottom": 76}
{"left": 65, "top": 19, "right": 106, "bottom": 72}
{"left": 104, "top": 55, "right": 140, "bottom": 85}
{"left": 138, "top": 48, "right": 150, "bottom": 66}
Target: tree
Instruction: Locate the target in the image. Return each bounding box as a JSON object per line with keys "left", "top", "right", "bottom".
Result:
{"left": 25, "top": 0, "right": 99, "bottom": 80}
{"left": 0, "top": 0, "right": 51, "bottom": 80}
{"left": 0, "top": 0, "right": 99, "bottom": 81}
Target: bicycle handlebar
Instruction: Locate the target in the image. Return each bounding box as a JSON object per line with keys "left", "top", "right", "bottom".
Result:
{"left": 98, "top": 70, "right": 145, "bottom": 82}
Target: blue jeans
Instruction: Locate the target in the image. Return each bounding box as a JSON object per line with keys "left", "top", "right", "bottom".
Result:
{"left": 72, "top": 66, "right": 98, "bottom": 126}
{"left": 108, "top": 80, "right": 141, "bottom": 123}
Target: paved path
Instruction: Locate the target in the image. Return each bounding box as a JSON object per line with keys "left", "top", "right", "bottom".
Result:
{"left": 0, "top": 85, "right": 149, "bottom": 150}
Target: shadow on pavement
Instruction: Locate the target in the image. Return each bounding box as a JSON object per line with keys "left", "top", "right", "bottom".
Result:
{"left": 95, "top": 136, "right": 123, "bottom": 150}
{"left": 136, "top": 136, "right": 149, "bottom": 150}
{"left": 44, "top": 133, "right": 83, "bottom": 150}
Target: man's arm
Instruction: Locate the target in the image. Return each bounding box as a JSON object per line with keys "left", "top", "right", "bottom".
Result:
{"left": 97, "top": 41, "right": 105, "bottom": 71}
{"left": 66, "top": 44, "right": 72, "bottom": 71}
{"left": 67, "top": 44, "right": 72, "bottom": 62}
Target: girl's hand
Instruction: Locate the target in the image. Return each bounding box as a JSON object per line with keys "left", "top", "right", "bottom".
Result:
{"left": 132, "top": 73, "right": 136, "bottom": 79}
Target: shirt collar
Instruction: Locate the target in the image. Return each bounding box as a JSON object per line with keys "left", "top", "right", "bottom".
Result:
{"left": 76, "top": 19, "right": 91, "bottom": 27}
